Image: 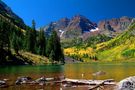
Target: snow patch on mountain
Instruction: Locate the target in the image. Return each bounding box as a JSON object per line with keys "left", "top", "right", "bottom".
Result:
{"left": 90, "top": 28, "right": 99, "bottom": 32}
{"left": 59, "top": 30, "right": 65, "bottom": 37}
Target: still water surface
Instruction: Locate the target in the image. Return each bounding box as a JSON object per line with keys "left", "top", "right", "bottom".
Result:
{"left": 0, "top": 62, "right": 135, "bottom": 90}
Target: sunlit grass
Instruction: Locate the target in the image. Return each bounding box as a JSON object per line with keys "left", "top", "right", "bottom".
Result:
{"left": 19, "top": 51, "right": 50, "bottom": 65}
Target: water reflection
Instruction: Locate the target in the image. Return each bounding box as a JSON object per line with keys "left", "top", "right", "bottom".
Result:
{"left": 0, "top": 62, "right": 135, "bottom": 90}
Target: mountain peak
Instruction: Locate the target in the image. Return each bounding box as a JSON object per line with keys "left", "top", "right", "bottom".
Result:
{"left": 67, "top": 15, "right": 97, "bottom": 32}
{"left": 44, "top": 15, "right": 133, "bottom": 40}
{"left": 73, "top": 14, "right": 86, "bottom": 19}
{"left": 44, "top": 15, "right": 98, "bottom": 39}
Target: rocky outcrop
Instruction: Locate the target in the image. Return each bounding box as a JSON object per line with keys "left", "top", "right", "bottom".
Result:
{"left": 98, "top": 16, "right": 133, "bottom": 37}
{"left": 0, "top": 80, "right": 6, "bottom": 87}
{"left": 45, "top": 18, "right": 70, "bottom": 37}
{"left": 35, "top": 76, "right": 46, "bottom": 83}
{"left": 15, "top": 76, "right": 32, "bottom": 85}
{"left": 63, "top": 15, "right": 97, "bottom": 38}
{"left": 44, "top": 15, "right": 98, "bottom": 39}
{"left": 117, "top": 76, "right": 135, "bottom": 90}
{"left": 44, "top": 15, "right": 133, "bottom": 40}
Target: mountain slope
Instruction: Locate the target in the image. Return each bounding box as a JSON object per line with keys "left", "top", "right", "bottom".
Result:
{"left": 0, "top": 1, "right": 47, "bottom": 65}
{"left": 44, "top": 15, "right": 133, "bottom": 49}
{"left": 98, "top": 16, "right": 133, "bottom": 37}
{"left": 44, "top": 15, "right": 98, "bottom": 39}
{"left": 44, "top": 15, "right": 133, "bottom": 40}
{"left": 96, "top": 19, "right": 135, "bottom": 61}
{"left": 0, "top": 0, "right": 25, "bottom": 29}
{"left": 64, "top": 19, "right": 135, "bottom": 62}
{"left": 63, "top": 15, "right": 98, "bottom": 39}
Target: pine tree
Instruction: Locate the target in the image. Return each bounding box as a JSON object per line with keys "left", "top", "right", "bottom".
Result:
{"left": 25, "top": 20, "right": 37, "bottom": 53}
{"left": 0, "top": 18, "right": 12, "bottom": 62}
{"left": 49, "top": 50, "right": 55, "bottom": 62}
{"left": 11, "top": 33, "right": 19, "bottom": 54}
{"left": 31, "top": 20, "right": 37, "bottom": 53}
{"left": 0, "top": 19, "right": 10, "bottom": 50}
{"left": 46, "top": 30, "right": 65, "bottom": 63}
{"left": 38, "top": 28, "right": 46, "bottom": 56}
{"left": 25, "top": 27, "right": 33, "bottom": 52}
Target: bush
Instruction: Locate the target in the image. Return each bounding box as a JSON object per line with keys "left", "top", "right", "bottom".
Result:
{"left": 122, "top": 49, "right": 135, "bottom": 58}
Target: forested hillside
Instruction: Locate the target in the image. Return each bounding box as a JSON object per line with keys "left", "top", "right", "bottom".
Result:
{"left": 64, "top": 19, "right": 135, "bottom": 62}
{"left": 0, "top": 1, "right": 65, "bottom": 65}
{"left": 96, "top": 19, "right": 135, "bottom": 61}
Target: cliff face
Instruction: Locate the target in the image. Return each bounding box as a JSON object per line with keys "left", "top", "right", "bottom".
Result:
{"left": 98, "top": 16, "right": 133, "bottom": 37}
{"left": 63, "top": 15, "right": 97, "bottom": 38}
{"left": 44, "top": 15, "right": 98, "bottom": 39}
{"left": 44, "top": 15, "right": 133, "bottom": 40}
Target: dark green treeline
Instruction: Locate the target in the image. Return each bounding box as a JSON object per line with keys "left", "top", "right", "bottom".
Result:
{"left": 0, "top": 17, "right": 65, "bottom": 64}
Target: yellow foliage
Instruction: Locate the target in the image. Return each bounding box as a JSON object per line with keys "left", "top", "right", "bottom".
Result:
{"left": 64, "top": 47, "right": 96, "bottom": 58}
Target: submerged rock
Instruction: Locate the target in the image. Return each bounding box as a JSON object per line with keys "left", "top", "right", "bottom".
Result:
{"left": 35, "top": 76, "right": 46, "bottom": 85}
{"left": 117, "top": 76, "right": 135, "bottom": 90}
{"left": 92, "top": 71, "right": 106, "bottom": 76}
{"left": 0, "top": 80, "right": 6, "bottom": 86}
{"left": 15, "top": 76, "right": 32, "bottom": 85}
{"left": 0, "top": 80, "right": 7, "bottom": 87}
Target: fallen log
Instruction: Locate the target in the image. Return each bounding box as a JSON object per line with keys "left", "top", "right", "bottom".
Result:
{"left": 63, "top": 78, "right": 116, "bottom": 85}
{"left": 88, "top": 79, "right": 115, "bottom": 90}
{"left": 89, "top": 81, "right": 105, "bottom": 90}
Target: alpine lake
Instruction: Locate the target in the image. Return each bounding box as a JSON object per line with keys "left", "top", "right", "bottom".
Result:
{"left": 0, "top": 62, "right": 135, "bottom": 90}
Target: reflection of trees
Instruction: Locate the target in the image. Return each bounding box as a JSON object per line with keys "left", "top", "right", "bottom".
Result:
{"left": 35, "top": 65, "right": 64, "bottom": 77}
{"left": 0, "top": 63, "right": 135, "bottom": 88}
{"left": 0, "top": 65, "right": 64, "bottom": 80}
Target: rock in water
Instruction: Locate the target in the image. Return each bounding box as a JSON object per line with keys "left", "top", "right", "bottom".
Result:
{"left": 35, "top": 76, "right": 46, "bottom": 83}
{"left": 117, "top": 76, "right": 135, "bottom": 90}
{"left": 0, "top": 80, "right": 6, "bottom": 86}
{"left": 15, "top": 76, "right": 32, "bottom": 85}
{"left": 0, "top": 80, "right": 7, "bottom": 87}
{"left": 92, "top": 71, "right": 106, "bottom": 76}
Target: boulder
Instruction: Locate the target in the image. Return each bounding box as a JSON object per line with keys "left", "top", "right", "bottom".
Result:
{"left": 0, "top": 80, "right": 7, "bottom": 87}
{"left": 35, "top": 76, "right": 47, "bottom": 85}
{"left": 117, "top": 76, "right": 135, "bottom": 90}
{"left": 0, "top": 80, "right": 6, "bottom": 86}
{"left": 15, "top": 76, "right": 32, "bottom": 85}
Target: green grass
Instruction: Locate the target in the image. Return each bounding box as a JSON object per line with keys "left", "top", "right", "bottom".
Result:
{"left": 13, "top": 50, "right": 51, "bottom": 65}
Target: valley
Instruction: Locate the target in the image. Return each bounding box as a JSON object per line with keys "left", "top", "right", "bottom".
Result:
{"left": 0, "top": 0, "right": 135, "bottom": 90}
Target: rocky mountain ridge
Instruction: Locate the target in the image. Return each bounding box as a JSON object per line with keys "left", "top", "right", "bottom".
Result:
{"left": 98, "top": 16, "right": 133, "bottom": 37}
{"left": 44, "top": 15, "right": 133, "bottom": 40}
{"left": 44, "top": 15, "right": 98, "bottom": 39}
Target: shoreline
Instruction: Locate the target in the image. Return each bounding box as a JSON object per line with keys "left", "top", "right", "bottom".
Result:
{"left": 0, "top": 76, "right": 118, "bottom": 90}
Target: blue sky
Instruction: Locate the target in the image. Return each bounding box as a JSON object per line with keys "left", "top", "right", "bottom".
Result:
{"left": 3, "top": 0, "right": 135, "bottom": 28}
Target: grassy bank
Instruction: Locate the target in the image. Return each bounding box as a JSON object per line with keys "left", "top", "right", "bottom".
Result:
{"left": 11, "top": 50, "right": 51, "bottom": 65}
